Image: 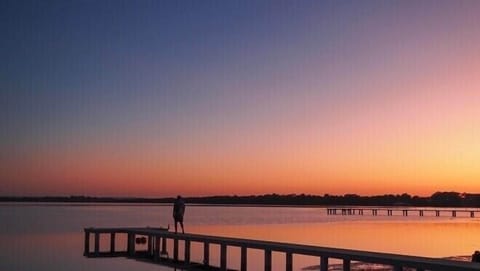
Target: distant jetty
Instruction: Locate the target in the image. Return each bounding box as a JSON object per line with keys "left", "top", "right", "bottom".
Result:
{"left": 327, "top": 207, "right": 480, "bottom": 218}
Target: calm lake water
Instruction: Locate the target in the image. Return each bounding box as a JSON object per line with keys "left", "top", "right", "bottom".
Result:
{"left": 1, "top": 203, "right": 479, "bottom": 271}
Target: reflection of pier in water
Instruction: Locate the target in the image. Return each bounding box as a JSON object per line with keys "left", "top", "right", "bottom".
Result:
{"left": 84, "top": 227, "right": 478, "bottom": 271}
{"left": 326, "top": 207, "right": 480, "bottom": 218}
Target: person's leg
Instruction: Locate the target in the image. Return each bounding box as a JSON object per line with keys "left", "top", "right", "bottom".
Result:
{"left": 174, "top": 220, "right": 178, "bottom": 233}
{"left": 180, "top": 221, "right": 184, "bottom": 233}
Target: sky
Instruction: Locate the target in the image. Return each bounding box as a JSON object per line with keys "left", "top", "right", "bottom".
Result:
{"left": 1, "top": 0, "right": 480, "bottom": 197}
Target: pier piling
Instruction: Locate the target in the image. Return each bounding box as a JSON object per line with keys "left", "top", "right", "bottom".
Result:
{"left": 240, "top": 246, "right": 247, "bottom": 271}
{"left": 286, "top": 252, "right": 293, "bottom": 271}
{"left": 326, "top": 207, "right": 480, "bottom": 218}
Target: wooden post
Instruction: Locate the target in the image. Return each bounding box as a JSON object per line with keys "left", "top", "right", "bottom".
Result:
{"left": 203, "top": 242, "right": 210, "bottom": 266}
{"left": 286, "top": 252, "right": 293, "bottom": 271}
{"left": 320, "top": 256, "right": 328, "bottom": 271}
{"left": 84, "top": 230, "right": 90, "bottom": 256}
{"left": 220, "top": 243, "right": 227, "bottom": 271}
{"left": 94, "top": 233, "right": 100, "bottom": 256}
{"left": 161, "top": 237, "right": 167, "bottom": 255}
{"left": 154, "top": 236, "right": 160, "bottom": 261}
{"left": 148, "top": 235, "right": 153, "bottom": 255}
{"left": 471, "top": 211, "right": 475, "bottom": 218}
{"left": 436, "top": 210, "right": 440, "bottom": 217}
{"left": 241, "top": 246, "right": 247, "bottom": 271}
{"left": 128, "top": 233, "right": 135, "bottom": 257}
{"left": 264, "top": 249, "right": 272, "bottom": 271}
{"left": 110, "top": 233, "right": 115, "bottom": 253}
{"left": 184, "top": 240, "right": 191, "bottom": 264}
{"left": 173, "top": 238, "right": 179, "bottom": 262}
{"left": 343, "top": 259, "right": 351, "bottom": 271}
{"left": 452, "top": 211, "right": 456, "bottom": 217}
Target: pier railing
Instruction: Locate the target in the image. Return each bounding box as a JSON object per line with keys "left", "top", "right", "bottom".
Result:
{"left": 84, "top": 227, "right": 479, "bottom": 271}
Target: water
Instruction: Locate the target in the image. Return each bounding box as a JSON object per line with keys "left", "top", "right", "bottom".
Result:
{"left": 1, "top": 203, "right": 479, "bottom": 270}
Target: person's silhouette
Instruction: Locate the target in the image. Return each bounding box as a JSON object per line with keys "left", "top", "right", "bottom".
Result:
{"left": 173, "top": 195, "right": 185, "bottom": 233}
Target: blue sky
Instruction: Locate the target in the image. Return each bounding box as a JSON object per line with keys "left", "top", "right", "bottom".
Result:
{"left": 2, "top": 1, "right": 480, "bottom": 196}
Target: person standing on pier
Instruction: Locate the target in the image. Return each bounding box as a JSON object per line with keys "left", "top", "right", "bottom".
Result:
{"left": 173, "top": 195, "right": 185, "bottom": 234}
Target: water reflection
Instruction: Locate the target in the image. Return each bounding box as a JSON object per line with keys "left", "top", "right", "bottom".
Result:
{"left": 0, "top": 204, "right": 478, "bottom": 271}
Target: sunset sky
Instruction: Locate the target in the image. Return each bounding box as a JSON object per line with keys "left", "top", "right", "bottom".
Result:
{"left": 1, "top": 1, "right": 480, "bottom": 197}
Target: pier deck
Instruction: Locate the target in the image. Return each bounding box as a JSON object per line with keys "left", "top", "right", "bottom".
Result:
{"left": 84, "top": 226, "right": 479, "bottom": 271}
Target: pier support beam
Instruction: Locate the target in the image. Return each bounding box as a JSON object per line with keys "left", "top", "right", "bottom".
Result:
{"left": 286, "top": 252, "right": 293, "bottom": 271}
{"left": 161, "top": 237, "right": 167, "bottom": 256}
{"left": 154, "top": 236, "right": 160, "bottom": 261}
{"left": 203, "top": 242, "right": 210, "bottom": 266}
{"left": 110, "top": 233, "right": 115, "bottom": 253}
{"left": 184, "top": 240, "right": 191, "bottom": 264}
{"left": 84, "top": 230, "right": 90, "bottom": 256}
{"left": 173, "top": 238, "right": 179, "bottom": 262}
{"left": 128, "top": 233, "right": 135, "bottom": 257}
{"left": 343, "top": 259, "right": 351, "bottom": 271}
{"left": 241, "top": 246, "right": 247, "bottom": 271}
{"left": 220, "top": 244, "right": 227, "bottom": 271}
{"left": 320, "top": 256, "right": 328, "bottom": 271}
{"left": 264, "top": 249, "right": 272, "bottom": 271}
{"left": 94, "top": 233, "right": 100, "bottom": 256}
{"left": 148, "top": 235, "right": 153, "bottom": 255}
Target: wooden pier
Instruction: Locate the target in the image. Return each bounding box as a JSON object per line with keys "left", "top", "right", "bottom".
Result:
{"left": 326, "top": 207, "right": 480, "bottom": 218}
{"left": 84, "top": 226, "right": 479, "bottom": 271}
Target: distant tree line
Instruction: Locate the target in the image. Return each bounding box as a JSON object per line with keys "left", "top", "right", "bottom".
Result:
{"left": 2, "top": 191, "right": 480, "bottom": 207}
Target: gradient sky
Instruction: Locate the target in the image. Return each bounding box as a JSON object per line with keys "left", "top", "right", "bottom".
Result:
{"left": 1, "top": 0, "right": 480, "bottom": 197}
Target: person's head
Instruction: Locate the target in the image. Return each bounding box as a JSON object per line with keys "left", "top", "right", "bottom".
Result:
{"left": 177, "top": 195, "right": 181, "bottom": 199}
